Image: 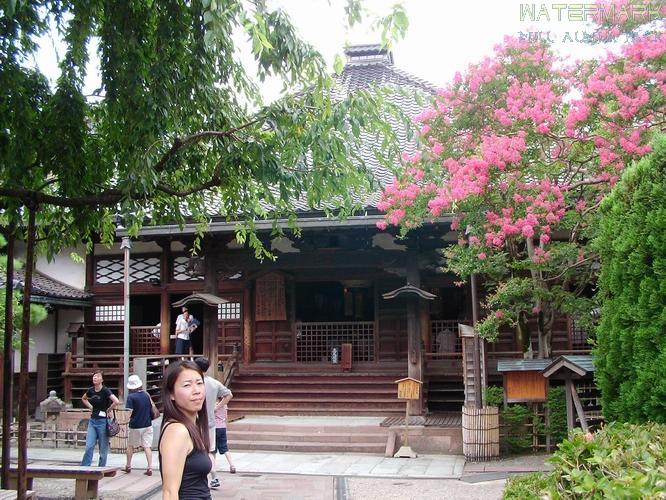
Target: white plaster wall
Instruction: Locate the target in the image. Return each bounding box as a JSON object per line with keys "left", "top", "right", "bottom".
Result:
{"left": 36, "top": 249, "right": 87, "bottom": 289}
{"left": 13, "top": 308, "right": 84, "bottom": 373}
{"left": 14, "top": 243, "right": 87, "bottom": 289}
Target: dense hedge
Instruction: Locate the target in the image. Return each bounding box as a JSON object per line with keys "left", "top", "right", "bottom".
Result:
{"left": 503, "top": 422, "right": 666, "bottom": 499}
{"left": 594, "top": 136, "right": 666, "bottom": 423}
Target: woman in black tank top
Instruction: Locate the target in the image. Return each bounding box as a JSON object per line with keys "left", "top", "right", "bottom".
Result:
{"left": 159, "top": 360, "right": 212, "bottom": 500}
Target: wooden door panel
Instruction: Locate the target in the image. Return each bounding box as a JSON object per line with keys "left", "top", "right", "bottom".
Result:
{"left": 255, "top": 320, "right": 293, "bottom": 361}
{"left": 217, "top": 294, "right": 243, "bottom": 356}
{"left": 377, "top": 314, "right": 408, "bottom": 361}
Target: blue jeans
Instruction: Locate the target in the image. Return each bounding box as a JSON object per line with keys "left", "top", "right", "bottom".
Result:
{"left": 81, "top": 418, "right": 109, "bottom": 466}
{"left": 175, "top": 338, "right": 190, "bottom": 355}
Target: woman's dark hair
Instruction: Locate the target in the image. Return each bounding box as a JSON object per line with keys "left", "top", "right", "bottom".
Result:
{"left": 160, "top": 360, "right": 209, "bottom": 452}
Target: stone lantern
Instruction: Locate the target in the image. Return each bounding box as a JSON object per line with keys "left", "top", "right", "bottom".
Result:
{"left": 39, "top": 390, "right": 68, "bottom": 445}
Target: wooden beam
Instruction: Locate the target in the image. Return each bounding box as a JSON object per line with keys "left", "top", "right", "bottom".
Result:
{"left": 216, "top": 250, "right": 407, "bottom": 272}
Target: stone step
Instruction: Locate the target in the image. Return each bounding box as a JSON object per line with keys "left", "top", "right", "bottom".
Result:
{"left": 229, "top": 430, "right": 387, "bottom": 444}
{"left": 230, "top": 401, "right": 402, "bottom": 412}
{"left": 233, "top": 377, "right": 399, "bottom": 385}
{"left": 227, "top": 438, "right": 385, "bottom": 453}
{"left": 228, "top": 421, "right": 386, "bottom": 434}
{"left": 231, "top": 386, "right": 397, "bottom": 401}
{"left": 228, "top": 407, "right": 402, "bottom": 417}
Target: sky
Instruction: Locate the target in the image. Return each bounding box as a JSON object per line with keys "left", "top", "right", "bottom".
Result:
{"left": 34, "top": 0, "right": 605, "bottom": 98}
{"left": 273, "top": 0, "right": 602, "bottom": 86}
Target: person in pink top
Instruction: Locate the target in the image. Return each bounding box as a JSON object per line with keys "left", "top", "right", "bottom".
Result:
{"left": 214, "top": 395, "right": 235, "bottom": 475}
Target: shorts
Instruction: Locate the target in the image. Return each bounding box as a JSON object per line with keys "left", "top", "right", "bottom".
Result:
{"left": 215, "top": 428, "right": 229, "bottom": 454}
{"left": 208, "top": 426, "right": 216, "bottom": 453}
{"left": 128, "top": 426, "right": 153, "bottom": 448}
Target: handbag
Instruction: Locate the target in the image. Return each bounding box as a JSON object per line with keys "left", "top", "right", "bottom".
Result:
{"left": 107, "top": 410, "right": 121, "bottom": 437}
{"left": 150, "top": 397, "right": 160, "bottom": 420}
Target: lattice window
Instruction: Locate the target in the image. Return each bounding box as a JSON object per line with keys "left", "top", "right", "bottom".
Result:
{"left": 130, "top": 257, "right": 160, "bottom": 283}
{"left": 296, "top": 321, "right": 374, "bottom": 362}
{"left": 95, "top": 305, "right": 125, "bottom": 322}
{"left": 173, "top": 256, "right": 204, "bottom": 281}
{"left": 96, "top": 256, "right": 160, "bottom": 284}
{"left": 96, "top": 258, "right": 124, "bottom": 284}
{"left": 571, "top": 319, "right": 589, "bottom": 350}
{"left": 218, "top": 302, "right": 241, "bottom": 320}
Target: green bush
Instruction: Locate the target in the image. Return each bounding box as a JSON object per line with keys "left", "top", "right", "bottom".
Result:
{"left": 485, "top": 385, "right": 504, "bottom": 407}
{"left": 545, "top": 386, "right": 568, "bottom": 445}
{"left": 502, "top": 422, "right": 666, "bottom": 499}
{"left": 504, "top": 472, "right": 556, "bottom": 500}
{"left": 594, "top": 136, "right": 666, "bottom": 423}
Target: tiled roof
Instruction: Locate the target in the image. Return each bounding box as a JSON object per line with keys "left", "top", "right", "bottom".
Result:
{"left": 334, "top": 46, "right": 437, "bottom": 199}
{"left": 200, "top": 45, "right": 437, "bottom": 217}
{"left": 12, "top": 269, "right": 92, "bottom": 301}
{"left": 497, "top": 359, "right": 552, "bottom": 372}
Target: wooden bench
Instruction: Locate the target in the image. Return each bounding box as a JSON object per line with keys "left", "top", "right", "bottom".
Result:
{"left": 0, "top": 489, "right": 35, "bottom": 499}
{"left": 9, "top": 465, "right": 118, "bottom": 500}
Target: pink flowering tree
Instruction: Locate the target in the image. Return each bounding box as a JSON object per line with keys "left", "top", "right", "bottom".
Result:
{"left": 378, "top": 2, "right": 665, "bottom": 358}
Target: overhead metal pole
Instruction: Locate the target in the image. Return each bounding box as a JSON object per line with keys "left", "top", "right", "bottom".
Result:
{"left": 121, "top": 237, "right": 131, "bottom": 402}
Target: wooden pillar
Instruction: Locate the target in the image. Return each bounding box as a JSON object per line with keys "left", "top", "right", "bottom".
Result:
{"left": 564, "top": 376, "right": 575, "bottom": 431}
{"left": 204, "top": 248, "right": 219, "bottom": 378}
{"left": 159, "top": 240, "right": 171, "bottom": 355}
{"left": 406, "top": 256, "right": 423, "bottom": 416}
{"left": 420, "top": 300, "right": 430, "bottom": 356}
{"left": 242, "top": 285, "right": 253, "bottom": 364}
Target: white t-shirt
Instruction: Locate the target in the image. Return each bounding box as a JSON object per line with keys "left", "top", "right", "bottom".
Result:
{"left": 175, "top": 314, "right": 190, "bottom": 340}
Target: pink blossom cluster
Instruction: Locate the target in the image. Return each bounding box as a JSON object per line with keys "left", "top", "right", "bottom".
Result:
{"left": 496, "top": 80, "right": 560, "bottom": 133}
{"left": 482, "top": 180, "right": 565, "bottom": 248}
{"left": 480, "top": 133, "right": 527, "bottom": 169}
{"left": 377, "top": 19, "right": 664, "bottom": 263}
{"left": 532, "top": 247, "right": 552, "bottom": 264}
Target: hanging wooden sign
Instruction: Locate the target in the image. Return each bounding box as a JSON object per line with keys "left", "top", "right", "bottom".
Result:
{"left": 255, "top": 272, "right": 287, "bottom": 321}
{"left": 395, "top": 377, "right": 422, "bottom": 400}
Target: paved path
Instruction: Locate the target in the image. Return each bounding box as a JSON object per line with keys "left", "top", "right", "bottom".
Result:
{"left": 11, "top": 447, "right": 551, "bottom": 498}
{"left": 12, "top": 446, "right": 463, "bottom": 498}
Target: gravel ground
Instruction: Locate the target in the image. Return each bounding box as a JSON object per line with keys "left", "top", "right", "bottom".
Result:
{"left": 346, "top": 477, "right": 506, "bottom": 500}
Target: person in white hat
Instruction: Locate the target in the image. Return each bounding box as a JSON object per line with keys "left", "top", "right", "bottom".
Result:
{"left": 124, "top": 374, "right": 156, "bottom": 475}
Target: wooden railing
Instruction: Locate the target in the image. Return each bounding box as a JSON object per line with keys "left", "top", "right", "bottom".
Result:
{"left": 220, "top": 353, "right": 238, "bottom": 389}
{"left": 64, "top": 353, "right": 129, "bottom": 374}
{"left": 131, "top": 326, "right": 161, "bottom": 355}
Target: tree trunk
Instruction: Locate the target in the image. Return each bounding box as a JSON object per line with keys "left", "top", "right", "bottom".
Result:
{"left": 1, "top": 224, "right": 15, "bottom": 489}
{"left": 516, "top": 311, "right": 531, "bottom": 353}
{"left": 18, "top": 206, "right": 36, "bottom": 499}
{"left": 537, "top": 303, "right": 554, "bottom": 359}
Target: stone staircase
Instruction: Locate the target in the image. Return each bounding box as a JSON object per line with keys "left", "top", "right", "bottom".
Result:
{"left": 227, "top": 416, "right": 390, "bottom": 453}
{"left": 228, "top": 371, "right": 406, "bottom": 417}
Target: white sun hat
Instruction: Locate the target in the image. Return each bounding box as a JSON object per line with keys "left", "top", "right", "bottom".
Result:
{"left": 127, "top": 374, "right": 143, "bottom": 390}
